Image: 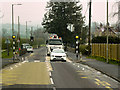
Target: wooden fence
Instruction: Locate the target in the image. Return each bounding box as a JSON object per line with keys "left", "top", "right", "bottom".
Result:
{"left": 92, "top": 44, "right": 120, "bottom": 61}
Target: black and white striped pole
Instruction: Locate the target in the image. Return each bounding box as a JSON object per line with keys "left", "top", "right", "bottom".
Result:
{"left": 75, "top": 36, "right": 79, "bottom": 60}
{"left": 12, "top": 35, "right": 16, "bottom": 62}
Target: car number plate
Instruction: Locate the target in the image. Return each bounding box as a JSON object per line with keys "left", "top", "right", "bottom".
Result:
{"left": 56, "top": 57, "right": 61, "bottom": 59}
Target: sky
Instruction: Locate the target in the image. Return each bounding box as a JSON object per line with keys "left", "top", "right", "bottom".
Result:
{"left": 0, "top": 0, "right": 119, "bottom": 27}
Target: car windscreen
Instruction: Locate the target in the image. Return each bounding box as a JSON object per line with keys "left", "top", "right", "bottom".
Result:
{"left": 52, "top": 49, "right": 64, "bottom": 53}
{"left": 48, "top": 39, "right": 62, "bottom": 45}
{"left": 27, "top": 46, "right": 32, "bottom": 49}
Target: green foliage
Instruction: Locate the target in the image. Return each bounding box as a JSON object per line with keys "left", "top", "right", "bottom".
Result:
{"left": 42, "top": 1, "right": 87, "bottom": 44}
{"left": 79, "top": 45, "right": 90, "bottom": 55}
{"left": 2, "top": 50, "right": 13, "bottom": 58}
{"left": 92, "top": 36, "right": 120, "bottom": 44}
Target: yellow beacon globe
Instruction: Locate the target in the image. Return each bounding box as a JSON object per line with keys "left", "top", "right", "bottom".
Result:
{"left": 12, "top": 35, "right": 16, "bottom": 39}
{"left": 76, "top": 36, "right": 79, "bottom": 39}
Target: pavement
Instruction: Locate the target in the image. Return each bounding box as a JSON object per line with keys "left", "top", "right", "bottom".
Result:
{"left": 67, "top": 51, "right": 120, "bottom": 82}
{"left": 1, "top": 52, "right": 31, "bottom": 69}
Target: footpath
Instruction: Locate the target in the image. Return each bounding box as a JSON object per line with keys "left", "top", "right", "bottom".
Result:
{"left": 67, "top": 51, "right": 120, "bottom": 82}
{"left": 1, "top": 53, "right": 30, "bottom": 69}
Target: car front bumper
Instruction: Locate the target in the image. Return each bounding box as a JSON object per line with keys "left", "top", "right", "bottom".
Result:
{"left": 50, "top": 57, "right": 66, "bottom": 61}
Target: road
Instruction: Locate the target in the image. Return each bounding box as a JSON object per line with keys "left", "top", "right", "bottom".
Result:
{"left": 1, "top": 47, "right": 120, "bottom": 90}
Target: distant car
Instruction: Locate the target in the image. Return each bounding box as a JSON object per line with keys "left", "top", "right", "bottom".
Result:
{"left": 50, "top": 49, "right": 66, "bottom": 62}
{"left": 21, "top": 43, "right": 30, "bottom": 49}
{"left": 26, "top": 46, "right": 33, "bottom": 53}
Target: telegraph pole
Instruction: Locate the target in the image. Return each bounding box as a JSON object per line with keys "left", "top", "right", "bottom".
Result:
{"left": 88, "top": 0, "right": 92, "bottom": 46}
{"left": 106, "top": 0, "right": 109, "bottom": 63}
{"left": 12, "top": 4, "right": 14, "bottom": 36}
{"left": 31, "top": 27, "right": 33, "bottom": 37}
{"left": 26, "top": 21, "right": 27, "bottom": 39}
{"left": 18, "top": 16, "right": 20, "bottom": 55}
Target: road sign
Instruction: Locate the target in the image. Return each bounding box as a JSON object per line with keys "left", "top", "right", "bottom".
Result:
{"left": 17, "top": 39, "right": 20, "bottom": 42}
{"left": 5, "top": 39, "right": 10, "bottom": 44}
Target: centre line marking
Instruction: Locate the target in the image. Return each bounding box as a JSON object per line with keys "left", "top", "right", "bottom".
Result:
{"left": 50, "top": 78, "right": 54, "bottom": 84}
{"left": 49, "top": 72, "right": 52, "bottom": 77}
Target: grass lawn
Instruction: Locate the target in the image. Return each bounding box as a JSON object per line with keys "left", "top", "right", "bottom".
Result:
{"left": 2, "top": 50, "right": 13, "bottom": 58}
{"left": 87, "top": 56, "right": 119, "bottom": 65}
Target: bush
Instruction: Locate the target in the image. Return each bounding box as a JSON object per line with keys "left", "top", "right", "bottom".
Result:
{"left": 79, "top": 45, "right": 90, "bottom": 55}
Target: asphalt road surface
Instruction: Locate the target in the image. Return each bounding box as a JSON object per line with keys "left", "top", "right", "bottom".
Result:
{"left": 1, "top": 47, "right": 120, "bottom": 90}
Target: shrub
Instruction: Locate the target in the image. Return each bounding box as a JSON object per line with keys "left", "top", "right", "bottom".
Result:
{"left": 79, "top": 45, "right": 90, "bottom": 55}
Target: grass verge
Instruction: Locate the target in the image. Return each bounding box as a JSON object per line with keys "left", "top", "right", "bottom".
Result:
{"left": 2, "top": 50, "right": 13, "bottom": 58}
{"left": 87, "top": 56, "right": 119, "bottom": 65}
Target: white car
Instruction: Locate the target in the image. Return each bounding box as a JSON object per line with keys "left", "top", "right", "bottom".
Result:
{"left": 26, "top": 46, "right": 33, "bottom": 53}
{"left": 50, "top": 49, "right": 66, "bottom": 62}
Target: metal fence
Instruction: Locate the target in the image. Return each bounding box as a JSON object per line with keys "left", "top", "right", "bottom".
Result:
{"left": 92, "top": 44, "right": 120, "bottom": 61}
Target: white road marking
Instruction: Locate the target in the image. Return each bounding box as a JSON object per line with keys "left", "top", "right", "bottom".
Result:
{"left": 49, "top": 72, "right": 52, "bottom": 77}
{"left": 18, "top": 63, "right": 21, "bottom": 65}
{"left": 10, "top": 67, "right": 13, "bottom": 70}
{"left": 78, "top": 65, "right": 80, "bottom": 67}
{"left": 15, "top": 65, "right": 18, "bottom": 67}
{"left": 50, "top": 78, "right": 54, "bottom": 84}
{"left": 82, "top": 68, "right": 85, "bottom": 71}
{"left": 34, "top": 60, "right": 40, "bottom": 62}
{"left": 53, "top": 87, "right": 56, "bottom": 90}
{"left": 22, "top": 61, "right": 24, "bottom": 63}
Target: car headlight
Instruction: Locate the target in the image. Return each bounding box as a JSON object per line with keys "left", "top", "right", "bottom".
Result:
{"left": 62, "top": 55, "right": 66, "bottom": 57}
{"left": 51, "top": 55, "right": 54, "bottom": 57}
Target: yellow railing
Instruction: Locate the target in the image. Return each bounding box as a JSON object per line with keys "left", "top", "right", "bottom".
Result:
{"left": 92, "top": 44, "right": 120, "bottom": 61}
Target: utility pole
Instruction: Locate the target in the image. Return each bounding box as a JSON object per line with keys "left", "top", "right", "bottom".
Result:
{"left": 31, "top": 27, "right": 33, "bottom": 37}
{"left": 26, "top": 21, "right": 27, "bottom": 39}
{"left": 88, "top": 0, "right": 92, "bottom": 46}
{"left": 106, "top": 0, "right": 109, "bottom": 63}
{"left": 18, "top": 16, "right": 20, "bottom": 55}
{"left": 12, "top": 4, "right": 14, "bottom": 36}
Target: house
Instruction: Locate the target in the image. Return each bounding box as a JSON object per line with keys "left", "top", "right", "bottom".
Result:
{"left": 94, "top": 24, "right": 119, "bottom": 37}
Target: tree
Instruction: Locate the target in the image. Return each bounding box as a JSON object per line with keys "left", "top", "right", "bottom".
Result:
{"left": 42, "top": 0, "right": 85, "bottom": 44}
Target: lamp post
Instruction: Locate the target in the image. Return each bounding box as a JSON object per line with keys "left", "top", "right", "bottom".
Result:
{"left": 12, "top": 4, "right": 22, "bottom": 36}
{"left": 26, "top": 21, "right": 31, "bottom": 39}
{"left": 12, "top": 3, "right": 22, "bottom": 61}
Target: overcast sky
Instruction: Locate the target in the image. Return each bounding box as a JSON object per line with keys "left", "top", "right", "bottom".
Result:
{"left": 0, "top": 0, "right": 118, "bottom": 27}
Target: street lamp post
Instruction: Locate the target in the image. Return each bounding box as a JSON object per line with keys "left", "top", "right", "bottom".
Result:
{"left": 12, "top": 3, "right": 22, "bottom": 61}
{"left": 26, "top": 21, "right": 31, "bottom": 39}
